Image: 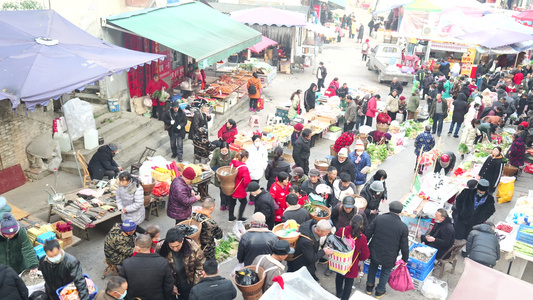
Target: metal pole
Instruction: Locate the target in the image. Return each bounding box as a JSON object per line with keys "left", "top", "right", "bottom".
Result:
{"left": 59, "top": 96, "right": 85, "bottom": 187}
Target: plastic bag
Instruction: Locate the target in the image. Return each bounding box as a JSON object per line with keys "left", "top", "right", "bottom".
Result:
{"left": 231, "top": 262, "right": 245, "bottom": 276}
{"left": 496, "top": 176, "right": 515, "bottom": 204}
{"left": 388, "top": 260, "right": 414, "bottom": 292}
{"left": 420, "top": 276, "right": 448, "bottom": 300}
{"left": 62, "top": 98, "right": 96, "bottom": 141}
{"left": 144, "top": 97, "right": 153, "bottom": 107}
{"left": 152, "top": 181, "right": 170, "bottom": 197}
{"left": 233, "top": 221, "right": 246, "bottom": 240}
{"left": 235, "top": 268, "right": 259, "bottom": 286}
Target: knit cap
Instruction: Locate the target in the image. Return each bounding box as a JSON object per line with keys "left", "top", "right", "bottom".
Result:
{"left": 1, "top": 213, "right": 19, "bottom": 235}
{"left": 182, "top": 167, "right": 197, "bottom": 180}
{"left": 354, "top": 140, "right": 365, "bottom": 151}
{"left": 121, "top": 219, "right": 137, "bottom": 232}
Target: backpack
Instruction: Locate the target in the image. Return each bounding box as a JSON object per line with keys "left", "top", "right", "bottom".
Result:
{"left": 248, "top": 83, "right": 257, "bottom": 95}
{"left": 362, "top": 99, "right": 369, "bottom": 114}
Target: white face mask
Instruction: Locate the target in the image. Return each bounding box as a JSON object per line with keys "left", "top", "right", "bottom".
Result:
{"left": 254, "top": 141, "right": 261, "bottom": 147}
{"left": 356, "top": 151, "right": 363, "bottom": 156}
{"left": 48, "top": 253, "right": 62, "bottom": 264}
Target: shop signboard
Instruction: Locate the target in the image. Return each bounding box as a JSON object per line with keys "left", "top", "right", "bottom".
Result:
{"left": 461, "top": 47, "right": 477, "bottom": 76}
{"left": 159, "top": 50, "right": 172, "bottom": 79}
{"left": 171, "top": 65, "right": 185, "bottom": 88}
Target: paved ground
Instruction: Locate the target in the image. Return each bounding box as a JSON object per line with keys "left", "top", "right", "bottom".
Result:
{"left": 4, "top": 6, "right": 533, "bottom": 300}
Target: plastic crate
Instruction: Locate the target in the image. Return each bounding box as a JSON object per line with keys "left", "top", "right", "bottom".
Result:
{"left": 412, "top": 269, "right": 432, "bottom": 291}
{"left": 516, "top": 224, "right": 533, "bottom": 245}
{"left": 36, "top": 231, "right": 57, "bottom": 245}
{"left": 363, "top": 260, "right": 381, "bottom": 278}
{"left": 34, "top": 244, "right": 45, "bottom": 259}
{"left": 407, "top": 243, "right": 437, "bottom": 271}
{"left": 56, "top": 274, "right": 97, "bottom": 300}
{"left": 407, "top": 264, "right": 434, "bottom": 281}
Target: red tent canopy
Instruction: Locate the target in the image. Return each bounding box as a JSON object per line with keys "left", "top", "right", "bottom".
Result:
{"left": 248, "top": 36, "right": 278, "bottom": 54}
{"left": 514, "top": 10, "right": 533, "bottom": 21}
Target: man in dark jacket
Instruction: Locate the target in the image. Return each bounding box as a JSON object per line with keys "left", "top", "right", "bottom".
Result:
{"left": 331, "top": 196, "right": 368, "bottom": 231}
{"left": 365, "top": 201, "right": 409, "bottom": 298}
{"left": 39, "top": 239, "right": 89, "bottom": 300}
{"left": 119, "top": 235, "right": 174, "bottom": 300}
{"left": 448, "top": 93, "right": 469, "bottom": 137}
{"left": 248, "top": 182, "right": 276, "bottom": 230}
{"left": 453, "top": 179, "right": 495, "bottom": 242}
{"left": 301, "top": 169, "right": 325, "bottom": 195}
{"left": 237, "top": 213, "right": 278, "bottom": 266}
{"left": 88, "top": 143, "right": 122, "bottom": 180}
{"left": 421, "top": 209, "right": 455, "bottom": 259}
{"left": 164, "top": 102, "right": 188, "bottom": 161}
{"left": 287, "top": 219, "right": 334, "bottom": 281}
{"left": 330, "top": 148, "right": 356, "bottom": 182}
{"left": 466, "top": 223, "right": 500, "bottom": 268}
{"left": 188, "top": 105, "right": 211, "bottom": 140}
{"left": 0, "top": 264, "right": 28, "bottom": 300}
{"left": 429, "top": 94, "right": 448, "bottom": 137}
{"left": 336, "top": 83, "right": 349, "bottom": 100}
{"left": 390, "top": 77, "right": 403, "bottom": 95}
{"left": 190, "top": 259, "right": 236, "bottom": 300}
{"left": 292, "top": 129, "right": 312, "bottom": 174}
{"left": 360, "top": 181, "right": 385, "bottom": 226}
{"left": 282, "top": 194, "right": 310, "bottom": 224}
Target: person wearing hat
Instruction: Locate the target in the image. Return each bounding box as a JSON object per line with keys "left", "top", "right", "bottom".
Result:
{"left": 434, "top": 152, "right": 456, "bottom": 176}
{"left": 331, "top": 196, "right": 368, "bottom": 231}
{"left": 398, "top": 95, "right": 407, "bottom": 122}
{"left": 291, "top": 123, "right": 304, "bottom": 146}
{"left": 104, "top": 219, "right": 137, "bottom": 266}
{"left": 293, "top": 129, "right": 312, "bottom": 175}
{"left": 453, "top": 178, "right": 495, "bottom": 243}
{"left": 247, "top": 182, "right": 276, "bottom": 229}
{"left": 289, "top": 167, "right": 308, "bottom": 188}
{"left": 164, "top": 101, "right": 188, "bottom": 161}
{"left": 189, "top": 259, "right": 236, "bottom": 300}
{"left": 330, "top": 148, "right": 356, "bottom": 182}
{"left": 87, "top": 143, "right": 122, "bottom": 180}
{"left": 348, "top": 141, "right": 371, "bottom": 194}
{"left": 0, "top": 197, "right": 12, "bottom": 215}
{"left": 421, "top": 208, "right": 455, "bottom": 259}
{"left": 252, "top": 240, "right": 294, "bottom": 292}
{"left": 477, "top": 147, "right": 504, "bottom": 194}
{"left": 167, "top": 166, "right": 201, "bottom": 224}
{"left": 332, "top": 172, "right": 357, "bottom": 208}
{"left": 365, "top": 201, "right": 409, "bottom": 298}
{"left": 301, "top": 169, "right": 325, "bottom": 196}
{"left": 0, "top": 213, "right": 39, "bottom": 274}
{"left": 40, "top": 239, "right": 90, "bottom": 300}
{"left": 282, "top": 194, "right": 310, "bottom": 224}
{"left": 362, "top": 169, "right": 388, "bottom": 203}
{"left": 360, "top": 180, "right": 385, "bottom": 226}
{"left": 237, "top": 213, "right": 278, "bottom": 266}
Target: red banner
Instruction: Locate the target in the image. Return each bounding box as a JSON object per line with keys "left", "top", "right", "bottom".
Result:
{"left": 159, "top": 50, "right": 172, "bottom": 79}
{"left": 171, "top": 66, "right": 185, "bottom": 88}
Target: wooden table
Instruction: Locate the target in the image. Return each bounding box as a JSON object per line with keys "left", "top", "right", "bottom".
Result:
{"left": 191, "top": 171, "right": 214, "bottom": 200}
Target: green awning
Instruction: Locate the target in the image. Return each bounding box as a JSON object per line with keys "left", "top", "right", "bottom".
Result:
{"left": 106, "top": 2, "right": 261, "bottom": 68}
{"left": 404, "top": 0, "right": 442, "bottom": 12}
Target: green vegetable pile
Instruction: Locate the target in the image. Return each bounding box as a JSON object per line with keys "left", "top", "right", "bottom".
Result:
{"left": 458, "top": 143, "right": 469, "bottom": 154}
{"left": 514, "top": 241, "right": 533, "bottom": 257}
{"left": 215, "top": 237, "right": 238, "bottom": 262}
{"left": 462, "top": 161, "right": 472, "bottom": 171}
{"left": 152, "top": 90, "right": 166, "bottom": 102}
{"left": 366, "top": 144, "right": 389, "bottom": 161}
{"left": 402, "top": 120, "right": 424, "bottom": 139}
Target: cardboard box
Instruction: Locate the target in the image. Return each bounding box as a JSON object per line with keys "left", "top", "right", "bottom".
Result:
{"left": 281, "top": 153, "right": 294, "bottom": 163}
{"left": 314, "top": 116, "right": 335, "bottom": 125}
{"left": 52, "top": 222, "right": 73, "bottom": 239}
{"left": 214, "top": 103, "right": 228, "bottom": 113}
{"left": 323, "top": 130, "right": 342, "bottom": 141}
{"left": 61, "top": 237, "right": 73, "bottom": 247}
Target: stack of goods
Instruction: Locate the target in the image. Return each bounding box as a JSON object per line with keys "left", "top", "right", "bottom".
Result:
{"left": 514, "top": 224, "right": 533, "bottom": 258}
{"left": 57, "top": 275, "right": 97, "bottom": 300}
{"left": 151, "top": 162, "right": 181, "bottom": 183}
{"left": 407, "top": 243, "right": 437, "bottom": 289}
{"left": 264, "top": 125, "right": 293, "bottom": 143}
{"left": 274, "top": 220, "right": 300, "bottom": 239}
{"left": 53, "top": 221, "right": 73, "bottom": 247}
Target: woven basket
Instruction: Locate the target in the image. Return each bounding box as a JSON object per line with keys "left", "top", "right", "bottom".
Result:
{"left": 314, "top": 160, "right": 330, "bottom": 172}
{"left": 309, "top": 204, "right": 331, "bottom": 221}
{"left": 376, "top": 124, "right": 389, "bottom": 133}
{"left": 272, "top": 223, "right": 300, "bottom": 261}
{"left": 177, "top": 219, "right": 202, "bottom": 245}
{"left": 234, "top": 265, "right": 265, "bottom": 300}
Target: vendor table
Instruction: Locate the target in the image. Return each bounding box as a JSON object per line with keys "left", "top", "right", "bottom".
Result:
{"left": 494, "top": 226, "right": 533, "bottom": 279}
{"left": 191, "top": 171, "right": 215, "bottom": 200}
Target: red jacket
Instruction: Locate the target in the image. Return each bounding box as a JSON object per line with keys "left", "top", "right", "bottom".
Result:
{"left": 335, "top": 227, "right": 370, "bottom": 278}
{"left": 506, "top": 85, "right": 516, "bottom": 93}
{"left": 146, "top": 79, "right": 169, "bottom": 106}
{"left": 376, "top": 112, "right": 391, "bottom": 125}
{"left": 324, "top": 87, "right": 337, "bottom": 98}
{"left": 230, "top": 160, "right": 251, "bottom": 199}
{"left": 218, "top": 125, "right": 238, "bottom": 144}
{"left": 298, "top": 195, "right": 310, "bottom": 206}
{"left": 514, "top": 72, "right": 524, "bottom": 85}
{"left": 269, "top": 181, "right": 292, "bottom": 223}
{"left": 366, "top": 97, "right": 378, "bottom": 117}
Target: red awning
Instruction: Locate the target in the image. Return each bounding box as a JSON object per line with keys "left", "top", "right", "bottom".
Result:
{"left": 248, "top": 36, "right": 278, "bottom": 54}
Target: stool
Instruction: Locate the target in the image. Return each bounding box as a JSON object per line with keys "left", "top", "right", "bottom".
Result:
{"left": 266, "top": 114, "right": 277, "bottom": 126}
{"left": 249, "top": 115, "right": 260, "bottom": 128}
{"left": 145, "top": 198, "right": 159, "bottom": 221}
{"left": 272, "top": 116, "right": 283, "bottom": 126}
{"left": 102, "top": 259, "right": 119, "bottom": 279}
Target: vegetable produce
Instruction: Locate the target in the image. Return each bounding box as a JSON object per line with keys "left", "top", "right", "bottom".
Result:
{"left": 458, "top": 143, "right": 469, "bottom": 154}
{"left": 496, "top": 223, "right": 513, "bottom": 233}
{"left": 215, "top": 237, "right": 238, "bottom": 261}
{"left": 514, "top": 241, "right": 533, "bottom": 257}
{"left": 462, "top": 161, "right": 472, "bottom": 171}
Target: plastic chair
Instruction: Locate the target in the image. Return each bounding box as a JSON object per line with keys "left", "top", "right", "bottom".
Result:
{"left": 249, "top": 115, "right": 260, "bottom": 128}
{"left": 76, "top": 151, "right": 91, "bottom": 188}
{"left": 434, "top": 242, "right": 467, "bottom": 278}
{"left": 130, "top": 147, "right": 156, "bottom": 174}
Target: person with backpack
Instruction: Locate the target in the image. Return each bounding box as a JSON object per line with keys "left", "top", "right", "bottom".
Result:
{"left": 247, "top": 72, "right": 262, "bottom": 112}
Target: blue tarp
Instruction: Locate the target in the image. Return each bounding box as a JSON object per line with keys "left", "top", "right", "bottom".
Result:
{"left": 0, "top": 10, "right": 164, "bottom": 110}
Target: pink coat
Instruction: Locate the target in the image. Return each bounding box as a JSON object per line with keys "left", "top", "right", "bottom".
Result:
{"left": 366, "top": 97, "right": 378, "bottom": 117}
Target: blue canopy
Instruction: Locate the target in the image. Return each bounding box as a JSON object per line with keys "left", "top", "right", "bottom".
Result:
{"left": 0, "top": 10, "right": 165, "bottom": 110}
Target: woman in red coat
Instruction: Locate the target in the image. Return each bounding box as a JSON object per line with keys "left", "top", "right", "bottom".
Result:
{"left": 229, "top": 150, "right": 251, "bottom": 221}
{"left": 146, "top": 73, "right": 169, "bottom": 120}
{"left": 335, "top": 214, "right": 370, "bottom": 300}
{"left": 376, "top": 109, "right": 392, "bottom": 125}
{"left": 269, "top": 172, "right": 292, "bottom": 223}
{"left": 213, "top": 119, "right": 238, "bottom": 147}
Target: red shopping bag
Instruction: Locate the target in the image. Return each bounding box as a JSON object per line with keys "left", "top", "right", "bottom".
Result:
{"left": 388, "top": 260, "right": 414, "bottom": 292}
{"left": 152, "top": 181, "right": 170, "bottom": 197}
{"left": 525, "top": 163, "right": 533, "bottom": 174}
{"left": 257, "top": 98, "right": 264, "bottom": 110}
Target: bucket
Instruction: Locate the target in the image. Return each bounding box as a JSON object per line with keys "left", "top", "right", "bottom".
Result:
{"left": 216, "top": 166, "right": 238, "bottom": 196}
{"left": 108, "top": 98, "right": 119, "bottom": 112}
{"left": 314, "top": 160, "right": 330, "bottom": 172}
{"left": 54, "top": 132, "right": 71, "bottom": 152}
{"left": 233, "top": 265, "right": 265, "bottom": 300}
{"left": 177, "top": 219, "right": 202, "bottom": 245}
{"left": 142, "top": 183, "right": 156, "bottom": 196}
{"left": 83, "top": 129, "right": 99, "bottom": 150}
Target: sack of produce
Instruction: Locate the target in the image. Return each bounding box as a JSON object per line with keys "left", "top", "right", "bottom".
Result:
{"left": 235, "top": 268, "right": 259, "bottom": 286}
{"left": 496, "top": 176, "right": 515, "bottom": 204}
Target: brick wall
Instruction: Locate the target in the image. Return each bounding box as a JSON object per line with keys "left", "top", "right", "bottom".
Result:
{"left": 0, "top": 100, "right": 55, "bottom": 170}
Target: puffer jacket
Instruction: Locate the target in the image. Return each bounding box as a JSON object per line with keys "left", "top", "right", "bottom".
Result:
{"left": 270, "top": 181, "right": 292, "bottom": 223}
{"left": 210, "top": 149, "right": 236, "bottom": 187}
{"left": 191, "top": 211, "right": 223, "bottom": 260}
{"left": 218, "top": 125, "right": 238, "bottom": 144}
{"left": 292, "top": 136, "right": 311, "bottom": 172}
{"left": 116, "top": 181, "right": 145, "bottom": 225}
{"left": 87, "top": 145, "right": 119, "bottom": 180}
{"left": 345, "top": 101, "right": 357, "bottom": 122}
{"left": 366, "top": 97, "right": 378, "bottom": 117}
{"left": 237, "top": 228, "right": 278, "bottom": 266}
{"left": 466, "top": 224, "right": 500, "bottom": 267}
{"left": 365, "top": 212, "right": 409, "bottom": 268}
{"left": 246, "top": 144, "right": 268, "bottom": 181}
{"left": 254, "top": 189, "right": 277, "bottom": 230}
{"left": 104, "top": 223, "right": 135, "bottom": 265}
{"left": 287, "top": 220, "right": 324, "bottom": 280}
{"left": 167, "top": 176, "right": 197, "bottom": 221}
{"left": 265, "top": 158, "right": 291, "bottom": 190}
{"left": 230, "top": 160, "right": 251, "bottom": 199}
{"left": 348, "top": 150, "right": 371, "bottom": 186}
{"left": 39, "top": 251, "right": 89, "bottom": 300}
{"left": 452, "top": 93, "right": 469, "bottom": 123}
{"left": 162, "top": 238, "right": 205, "bottom": 286}
{"left": 386, "top": 94, "right": 399, "bottom": 113}
{"left": 407, "top": 95, "right": 420, "bottom": 113}
{"left": 247, "top": 77, "right": 262, "bottom": 99}
{"left": 0, "top": 228, "right": 39, "bottom": 274}
{"left": 0, "top": 264, "right": 28, "bottom": 300}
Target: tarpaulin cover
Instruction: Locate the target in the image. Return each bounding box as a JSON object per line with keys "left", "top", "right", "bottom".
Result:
{"left": 451, "top": 258, "right": 533, "bottom": 299}
{"left": 514, "top": 10, "right": 533, "bottom": 23}
{"left": 0, "top": 10, "right": 164, "bottom": 110}
{"left": 248, "top": 36, "right": 278, "bottom": 54}
{"left": 231, "top": 7, "right": 307, "bottom": 27}
{"left": 107, "top": 2, "right": 260, "bottom": 69}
